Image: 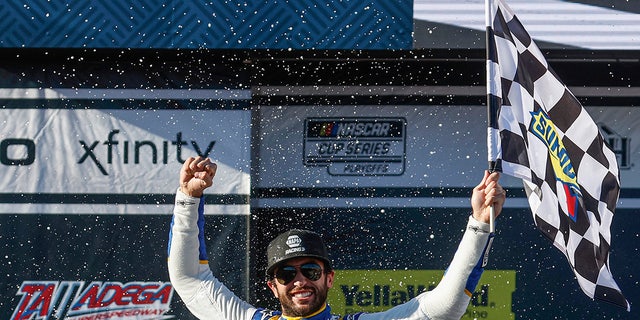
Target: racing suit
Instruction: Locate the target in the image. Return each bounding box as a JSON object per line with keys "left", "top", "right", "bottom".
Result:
{"left": 168, "top": 190, "right": 495, "bottom": 320}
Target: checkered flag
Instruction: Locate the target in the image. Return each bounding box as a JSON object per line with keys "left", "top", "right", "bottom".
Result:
{"left": 486, "top": 0, "right": 629, "bottom": 311}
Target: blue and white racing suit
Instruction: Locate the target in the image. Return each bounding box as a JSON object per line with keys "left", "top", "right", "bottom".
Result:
{"left": 168, "top": 190, "right": 495, "bottom": 320}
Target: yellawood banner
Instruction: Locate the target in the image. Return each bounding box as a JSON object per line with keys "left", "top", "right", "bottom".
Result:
{"left": 329, "top": 270, "right": 515, "bottom": 319}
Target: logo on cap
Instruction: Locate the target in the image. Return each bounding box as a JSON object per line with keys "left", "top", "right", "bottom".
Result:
{"left": 286, "top": 235, "right": 302, "bottom": 248}
{"left": 285, "top": 235, "right": 306, "bottom": 255}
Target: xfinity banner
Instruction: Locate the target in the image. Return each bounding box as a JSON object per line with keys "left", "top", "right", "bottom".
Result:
{"left": 0, "top": 108, "right": 250, "bottom": 214}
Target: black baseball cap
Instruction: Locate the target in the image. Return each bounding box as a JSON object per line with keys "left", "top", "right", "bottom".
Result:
{"left": 265, "top": 229, "right": 331, "bottom": 277}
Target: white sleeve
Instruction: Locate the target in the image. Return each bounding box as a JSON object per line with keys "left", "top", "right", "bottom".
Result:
{"left": 420, "top": 216, "right": 493, "bottom": 319}
{"left": 167, "top": 189, "right": 258, "bottom": 320}
{"left": 359, "top": 216, "right": 493, "bottom": 320}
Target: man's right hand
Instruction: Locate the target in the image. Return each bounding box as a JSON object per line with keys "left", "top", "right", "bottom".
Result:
{"left": 471, "top": 170, "right": 505, "bottom": 224}
{"left": 179, "top": 156, "right": 217, "bottom": 198}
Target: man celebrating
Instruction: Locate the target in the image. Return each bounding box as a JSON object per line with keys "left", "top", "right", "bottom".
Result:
{"left": 168, "top": 156, "right": 506, "bottom": 320}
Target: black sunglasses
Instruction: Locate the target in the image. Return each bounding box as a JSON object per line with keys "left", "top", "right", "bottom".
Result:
{"left": 273, "top": 263, "right": 323, "bottom": 285}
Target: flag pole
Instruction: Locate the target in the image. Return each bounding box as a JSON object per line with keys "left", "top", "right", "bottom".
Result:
{"left": 485, "top": 0, "right": 496, "bottom": 233}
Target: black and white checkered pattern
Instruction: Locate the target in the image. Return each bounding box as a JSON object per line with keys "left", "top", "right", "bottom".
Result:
{"left": 486, "top": 0, "right": 629, "bottom": 311}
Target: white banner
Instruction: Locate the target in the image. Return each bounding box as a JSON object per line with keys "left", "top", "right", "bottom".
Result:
{"left": 414, "top": 0, "right": 640, "bottom": 50}
{"left": 0, "top": 109, "right": 250, "bottom": 214}
{"left": 258, "top": 105, "right": 509, "bottom": 188}
{"left": 256, "top": 105, "right": 639, "bottom": 208}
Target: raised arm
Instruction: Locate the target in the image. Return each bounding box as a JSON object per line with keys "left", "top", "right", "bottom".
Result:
{"left": 167, "top": 157, "right": 256, "bottom": 320}
{"left": 421, "top": 171, "right": 505, "bottom": 319}
{"left": 360, "top": 171, "right": 506, "bottom": 320}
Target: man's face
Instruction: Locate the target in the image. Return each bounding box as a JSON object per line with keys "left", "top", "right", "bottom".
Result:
{"left": 267, "top": 257, "right": 334, "bottom": 317}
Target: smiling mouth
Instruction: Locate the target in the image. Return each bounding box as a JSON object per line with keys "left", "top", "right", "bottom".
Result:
{"left": 291, "top": 290, "right": 314, "bottom": 301}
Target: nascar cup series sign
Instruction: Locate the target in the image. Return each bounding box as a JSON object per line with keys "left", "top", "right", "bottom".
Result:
{"left": 303, "top": 118, "right": 406, "bottom": 176}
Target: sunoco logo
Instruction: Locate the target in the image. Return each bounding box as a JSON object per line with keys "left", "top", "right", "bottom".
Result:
{"left": 529, "top": 110, "right": 581, "bottom": 222}
{"left": 303, "top": 117, "right": 406, "bottom": 176}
